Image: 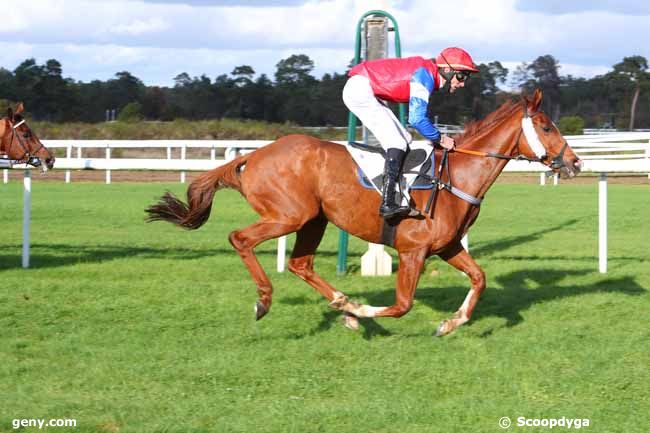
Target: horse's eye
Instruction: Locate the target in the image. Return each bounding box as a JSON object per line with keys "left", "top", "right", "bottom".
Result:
{"left": 542, "top": 126, "right": 552, "bottom": 133}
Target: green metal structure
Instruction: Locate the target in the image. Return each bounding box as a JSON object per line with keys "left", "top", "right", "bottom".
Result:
{"left": 336, "top": 10, "right": 406, "bottom": 275}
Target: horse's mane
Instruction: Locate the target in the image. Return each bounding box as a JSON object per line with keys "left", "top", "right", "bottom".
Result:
{"left": 455, "top": 98, "right": 521, "bottom": 144}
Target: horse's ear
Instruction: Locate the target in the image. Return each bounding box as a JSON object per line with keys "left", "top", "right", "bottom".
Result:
{"left": 15, "top": 102, "right": 24, "bottom": 115}
{"left": 530, "top": 89, "right": 543, "bottom": 113}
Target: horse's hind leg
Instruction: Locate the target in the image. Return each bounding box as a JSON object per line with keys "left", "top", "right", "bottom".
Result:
{"left": 229, "top": 220, "right": 301, "bottom": 320}
{"left": 286, "top": 215, "right": 358, "bottom": 330}
{"left": 435, "top": 242, "right": 486, "bottom": 336}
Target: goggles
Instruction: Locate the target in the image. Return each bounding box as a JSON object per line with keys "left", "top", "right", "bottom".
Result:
{"left": 454, "top": 70, "right": 471, "bottom": 82}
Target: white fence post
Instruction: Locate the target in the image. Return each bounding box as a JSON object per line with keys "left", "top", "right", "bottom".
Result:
{"left": 22, "top": 170, "right": 31, "bottom": 268}
{"left": 599, "top": 173, "right": 607, "bottom": 273}
{"left": 105, "top": 145, "right": 111, "bottom": 184}
{"left": 65, "top": 145, "right": 72, "bottom": 183}
{"left": 553, "top": 173, "right": 559, "bottom": 186}
{"left": 180, "top": 144, "right": 186, "bottom": 183}
{"left": 3, "top": 169, "right": 7, "bottom": 184}
{"left": 646, "top": 140, "right": 650, "bottom": 179}
{"left": 539, "top": 172, "right": 546, "bottom": 186}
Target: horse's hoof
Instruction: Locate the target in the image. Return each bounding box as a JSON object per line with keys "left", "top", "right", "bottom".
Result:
{"left": 329, "top": 295, "right": 349, "bottom": 310}
{"left": 435, "top": 320, "right": 451, "bottom": 337}
{"left": 342, "top": 314, "right": 359, "bottom": 331}
{"left": 254, "top": 301, "right": 268, "bottom": 321}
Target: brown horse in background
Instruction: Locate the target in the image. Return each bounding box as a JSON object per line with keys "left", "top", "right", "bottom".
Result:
{"left": 146, "top": 89, "right": 582, "bottom": 336}
{"left": 0, "top": 103, "right": 55, "bottom": 170}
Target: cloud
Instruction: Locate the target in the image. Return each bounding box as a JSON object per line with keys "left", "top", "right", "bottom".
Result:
{"left": 515, "top": 0, "right": 650, "bottom": 15}
{"left": 0, "top": 41, "right": 351, "bottom": 86}
{"left": 0, "top": 0, "right": 648, "bottom": 87}
{"left": 109, "top": 17, "right": 170, "bottom": 36}
{"left": 138, "top": 0, "right": 308, "bottom": 6}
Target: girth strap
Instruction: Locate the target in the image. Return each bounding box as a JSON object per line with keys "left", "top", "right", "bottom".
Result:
{"left": 423, "top": 149, "right": 483, "bottom": 216}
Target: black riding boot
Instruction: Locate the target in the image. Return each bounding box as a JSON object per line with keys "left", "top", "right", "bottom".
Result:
{"left": 379, "top": 148, "right": 411, "bottom": 218}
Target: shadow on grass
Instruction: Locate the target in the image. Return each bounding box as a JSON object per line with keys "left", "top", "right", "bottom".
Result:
{"left": 0, "top": 243, "right": 362, "bottom": 271}
{"left": 468, "top": 218, "right": 580, "bottom": 258}
{"left": 288, "top": 267, "right": 646, "bottom": 340}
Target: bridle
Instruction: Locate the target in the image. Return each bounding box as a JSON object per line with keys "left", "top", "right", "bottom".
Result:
{"left": 452, "top": 102, "right": 568, "bottom": 170}
{"left": 0, "top": 117, "right": 48, "bottom": 167}
{"left": 422, "top": 101, "right": 571, "bottom": 216}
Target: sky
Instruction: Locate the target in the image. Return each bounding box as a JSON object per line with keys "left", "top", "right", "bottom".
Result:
{"left": 1, "top": 0, "right": 649, "bottom": 87}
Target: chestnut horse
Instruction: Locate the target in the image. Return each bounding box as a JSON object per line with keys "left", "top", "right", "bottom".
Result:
{"left": 146, "top": 89, "right": 582, "bottom": 336}
{"left": 0, "top": 103, "right": 55, "bottom": 170}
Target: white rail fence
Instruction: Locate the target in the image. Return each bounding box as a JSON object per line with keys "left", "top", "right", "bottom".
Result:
{"left": 5, "top": 134, "right": 650, "bottom": 273}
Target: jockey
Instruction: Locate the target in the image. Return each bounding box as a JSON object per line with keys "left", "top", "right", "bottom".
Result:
{"left": 342, "top": 47, "right": 479, "bottom": 219}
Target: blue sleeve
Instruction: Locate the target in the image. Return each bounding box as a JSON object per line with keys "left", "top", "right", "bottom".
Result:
{"left": 408, "top": 67, "right": 440, "bottom": 142}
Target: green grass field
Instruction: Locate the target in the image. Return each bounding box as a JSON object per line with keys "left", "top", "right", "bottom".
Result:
{"left": 1, "top": 181, "right": 648, "bottom": 433}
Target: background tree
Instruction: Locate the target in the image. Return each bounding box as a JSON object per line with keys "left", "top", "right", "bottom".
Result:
{"left": 527, "top": 55, "right": 562, "bottom": 120}
{"left": 1, "top": 54, "right": 650, "bottom": 130}
{"left": 274, "top": 54, "right": 315, "bottom": 86}
{"left": 610, "top": 56, "right": 649, "bottom": 129}
{"left": 273, "top": 54, "right": 318, "bottom": 124}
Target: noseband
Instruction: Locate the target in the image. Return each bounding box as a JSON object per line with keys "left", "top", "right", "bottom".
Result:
{"left": 547, "top": 141, "right": 568, "bottom": 170}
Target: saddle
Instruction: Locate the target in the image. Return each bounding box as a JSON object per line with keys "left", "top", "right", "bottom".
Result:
{"left": 348, "top": 141, "right": 436, "bottom": 192}
{"left": 345, "top": 141, "right": 484, "bottom": 221}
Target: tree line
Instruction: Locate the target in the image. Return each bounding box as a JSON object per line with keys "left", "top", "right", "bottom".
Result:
{"left": 0, "top": 53, "right": 648, "bottom": 129}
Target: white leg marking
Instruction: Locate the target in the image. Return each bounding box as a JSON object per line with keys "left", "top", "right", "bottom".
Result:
{"left": 457, "top": 289, "right": 475, "bottom": 322}
{"left": 348, "top": 304, "right": 386, "bottom": 318}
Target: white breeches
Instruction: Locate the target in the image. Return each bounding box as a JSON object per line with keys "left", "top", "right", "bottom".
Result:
{"left": 342, "top": 75, "right": 412, "bottom": 152}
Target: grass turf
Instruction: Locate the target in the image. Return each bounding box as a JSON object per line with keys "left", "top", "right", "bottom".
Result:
{"left": 1, "top": 181, "right": 648, "bottom": 433}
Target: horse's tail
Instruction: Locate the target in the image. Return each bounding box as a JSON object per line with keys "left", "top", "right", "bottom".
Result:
{"left": 145, "top": 154, "right": 248, "bottom": 230}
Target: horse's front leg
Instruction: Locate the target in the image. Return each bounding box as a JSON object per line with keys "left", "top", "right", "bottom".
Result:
{"left": 436, "top": 242, "right": 486, "bottom": 336}
{"left": 333, "top": 248, "right": 428, "bottom": 319}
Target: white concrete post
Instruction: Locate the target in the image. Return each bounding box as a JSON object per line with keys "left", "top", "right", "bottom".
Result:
{"left": 22, "top": 170, "right": 31, "bottom": 268}
{"left": 277, "top": 236, "right": 287, "bottom": 272}
{"left": 166, "top": 146, "right": 172, "bottom": 160}
{"left": 539, "top": 172, "right": 546, "bottom": 186}
{"left": 553, "top": 173, "right": 559, "bottom": 186}
{"left": 361, "top": 243, "right": 392, "bottom": 276}
{"left": 210, "top": 144, "right": 216, "bottom": 161}
{"left": 105, "top": 145, "right": 111, "bottom": 184}
{"left": 599, "top": 173, "right": 607, "bottom": 273}
{"left": 3, "top": 169, "right": 7, "bottom": 184}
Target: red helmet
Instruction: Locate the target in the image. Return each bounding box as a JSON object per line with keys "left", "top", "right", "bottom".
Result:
{"left": 435, "top": 47, "right": 479, "bottom": 73}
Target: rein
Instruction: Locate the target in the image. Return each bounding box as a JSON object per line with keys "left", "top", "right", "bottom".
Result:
{"left": 452, "top": 146, "right": 540, "bottom": 163}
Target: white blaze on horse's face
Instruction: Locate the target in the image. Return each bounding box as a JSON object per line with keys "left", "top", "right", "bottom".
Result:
{"left": 521, "top": 117, "right": 547, "bottom": 159}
